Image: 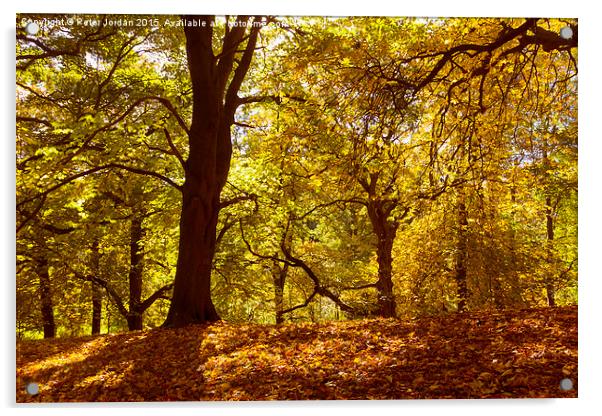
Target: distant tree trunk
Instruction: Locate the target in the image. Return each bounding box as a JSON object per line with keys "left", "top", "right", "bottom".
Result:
{"left": 273, "top": 221, "right": 293, "bottom": 324}
{"left": 36, "top": 256, "right": 55, "bottom": 338}
{"left": 502, "top": 172, "right": 526, "bottom": 309}
{"left": 106, "top": 301, "right": 112, "bottom": 333}
{"left": 90, "top": 240, "right": 102, "bottom": 335}
{"left": 541, "top": 145, "right": 557, "bottom": 307}
{"left": 163, "top": 15, "right": 261, "bottom": 327}
{"left": 366, "top": 199, "right": 399, "bottom": 318}
{"left": 455, "top": 188, "right": 469, "bottom": 312}
{"left": 92, "top": 285, "right": 102, "bottom": 334}
{"left": 272, "top": 259, "right": 288, "bottom": 324}
{"left": 545, "top": 195, "right": 556, "bottom": 307}
{"left": 127, "top": 214, "right": 145, "bottom": 330}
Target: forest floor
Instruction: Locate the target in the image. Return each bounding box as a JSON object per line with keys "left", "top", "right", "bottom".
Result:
{"left": 16, "top": 306, "right": 577, "bottom": 402}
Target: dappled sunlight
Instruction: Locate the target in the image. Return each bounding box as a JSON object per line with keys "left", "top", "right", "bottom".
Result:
{"left": 73, "top": 361, "right": 134, "bottom": 391}
{"left": 17, "top": 307, "right": 577, "bottom": 401}
{"left": 20, "top": 337, "right": 111, "bottom": 375}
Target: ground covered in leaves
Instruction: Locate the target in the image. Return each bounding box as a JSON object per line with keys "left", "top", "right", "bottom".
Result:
{"left": 16, "top": 306, "right": 577, "bottom": 402}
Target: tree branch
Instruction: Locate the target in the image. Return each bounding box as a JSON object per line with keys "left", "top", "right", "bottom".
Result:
{"left": 140, "top": 283, "right": 174, "bottom": 311}
{"left": 279, "top": 222, "right": 354, "bottom": 313}
{"left": 216, "top": 216, "right": 237, "bottom": 246}
{"left": 337, "top": 282, "right": 378, "bottom": 291}
{"left": 225, "top": 17, "right": 263, "bottom": 115}
{"left": 280, "top": 288, "right": 319, "bottom": 315}
{"left": 16, "top": 116, "right": 53, "bottom": 127}
{"left": 237, "top": 93, "right": 307, "bottom": 107}
{"left": 293, "top": 198, "right": 367, "bottom": 221}
{"left": 17, "top": 163, "right": 182, "bottom": 212}
{"left": 153, "top": 97, "right": 190, "bottom": 134}
{"left": 239, "top": 220, "right": 296, "bottom": 267}
{"left": 16, "top": 194, "right": 46, "bottom": 234}
{"left": 162, "top": 128, "right": 186, "bottom": 168}
{"left": 69, "top": 267, "right": 129, "bottom": 318}
{"left": 219, "top": 193, "right": 258, "bottom": 210}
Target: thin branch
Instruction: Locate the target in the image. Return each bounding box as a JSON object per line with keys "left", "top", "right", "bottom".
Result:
{"left": 337, "top": 282, "right": 378, "bottom": 291}
{"left": 17, "top": 163, "right": 182, "bottom": 209}
{"left": 216, "top": 217, "right": 236, "bottom": 246}
{"left": 153, "top": 97, "right": 189, "bottom": 134}
{"left": 16, "top": 194, "right": 46, "bottom": 234}
{"left": 95, "top": 34, "right": 141, "bottom": 110}
{"left": 280, "top": 288, "right": 319, "bottom": 315}
{"left": 293, "top": 198, "right": 367, "bottom": 221}
{"left": 16, "top": 116, "right": 53, "bottom": 127}
{"left": 233, "top": 121, "right": 256, "bottom": 129}
{"left": 106, "top": 163, "right": 182, "bottom": 191}
{"left": 279, "top": 222, "right": 354, "bottom": 313}
{"left": 239, "top": 220, "right": 296, "bottom": 267}
{"left": 163, "top": 128, "right": 185, "bottom": 168}
{"left": 239, "top": 219, "right": 359, "bottom": 314}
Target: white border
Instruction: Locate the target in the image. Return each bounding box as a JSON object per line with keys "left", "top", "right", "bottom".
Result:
{"left": 3, "top": 1, "right": 600, "bottom": 415}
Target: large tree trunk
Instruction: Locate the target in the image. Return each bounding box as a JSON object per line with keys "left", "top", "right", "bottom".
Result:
{"left": 127, "top": 215, "right": 145, "bottom": 330}
{"left": 163, "top": 176, "right": 221, "bottom": 326}
{"left": 367, "top": 200, "right": 399, "bottom": 318}
{"left": 37, "top": 256, "right": 55, "bottom": 338}
{"left": 163, "top": 16, "right": 261, "bottom": 327}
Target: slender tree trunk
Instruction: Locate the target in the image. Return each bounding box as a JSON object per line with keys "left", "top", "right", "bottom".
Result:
{"left": 163, "top": 16, "right": 261, "bottom": 327}
{"left": 545, "top": 195, "right": 556, "bottom": 307}
{"left": 37, "top": 256, "right": 55, "bottom": 338}
{"left": 272, "top": 259, "right": 287, "bottom": 324}
{"left": 273, "top": 220, "right": 292, "bottom": 324}
{"left": 92, "top": 285, "right": 102, "bottom": 334}
{"left": 541, "top": 145, "right": 557, "bottom": 307}
{"left": 127, "top": 214, "right": 145, "bottom": 330}
{"left": 455, "top": 189, "right": 469, "bottom": 312}
{"left": 90, "top": 240, "right": 102, "bottom": 335}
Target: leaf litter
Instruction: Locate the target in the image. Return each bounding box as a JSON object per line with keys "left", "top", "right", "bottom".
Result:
{"left": 16, "top": 305, "right": 577, "bottom": 402}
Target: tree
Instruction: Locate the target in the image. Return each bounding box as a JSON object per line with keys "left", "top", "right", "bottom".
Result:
{"left": 162, "top": 16, "right": 265, "bottom": 327}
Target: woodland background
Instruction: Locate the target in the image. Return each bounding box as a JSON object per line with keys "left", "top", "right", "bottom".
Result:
{"left": 16, "top": 15, "right": 577, "bottom": 339}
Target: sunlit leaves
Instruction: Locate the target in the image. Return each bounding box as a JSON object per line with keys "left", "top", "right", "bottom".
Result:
{"left": 16, "top": 15, "right": 577, "bottom": 332}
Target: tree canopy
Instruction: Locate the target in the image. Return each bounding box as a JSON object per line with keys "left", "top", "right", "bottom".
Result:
{"left": 16, "top": 15, "right": 577, "bottom": 338}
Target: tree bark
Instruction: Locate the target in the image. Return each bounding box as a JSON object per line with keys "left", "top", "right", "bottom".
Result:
{"left": 272, "top": 259, "right": 288, "bottom": 324}
{"left": 366, "top": 200, "right": 399, "bottom": 318}
{"left": 127, "top": 214, "right": 145, "bottom": 330}
{"left": 81, "top": 215, "right": 173, "bottom": 331}
{"left": 37, "top": 256, "right": 55, "bottom": 338}
{"left": 90, "top": 240, "right": 102, "bottom": 335}
{"left": 163, "top": 16, "right": 261, "bottom": 327}
{"left": 542, "top": 145, "right": 557, "bottom": 308}
{"left": 92, "top": 285, "right": 102, "bottom": 334}
{"left": 455, "top": 188, "right": 469, "bottom": 312}
{"left": 545, "top": 195, "right": 556, "bottom": 307}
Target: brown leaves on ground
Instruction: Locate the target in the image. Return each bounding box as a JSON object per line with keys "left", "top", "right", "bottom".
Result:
{"left": 16, "top": 306, "right": 577, "bottom": 402}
